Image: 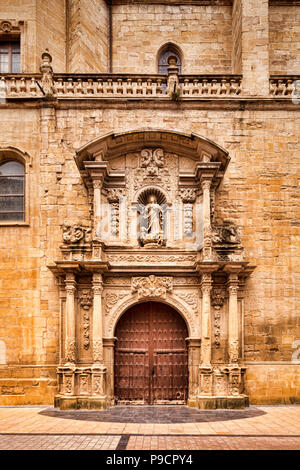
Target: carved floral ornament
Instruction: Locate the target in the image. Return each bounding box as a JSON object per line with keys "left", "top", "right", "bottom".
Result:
{"left": 131, "top": 275, "right": 173, "bottom": 299}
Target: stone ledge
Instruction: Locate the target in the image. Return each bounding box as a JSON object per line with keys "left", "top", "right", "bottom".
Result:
{"left": 196, "top": 395, "right": 249, "bottom": 410}
{"left": 54, "top": 395, "right": 110, "bottom": 410}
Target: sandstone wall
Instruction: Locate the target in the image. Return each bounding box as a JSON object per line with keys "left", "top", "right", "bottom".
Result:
{"left": 0, "top": 102, "right": 299, "bottom": 404}
{"left": 269, "top": 3, "right": 300, "bottom": 75}
{"left": 0, "top": 0, "right": 66, "bottom": 72}
{"left": 112, "top": 3, "right": 233, "bottom": 74}
{"left": 68, "top": 0, "right": 109, "bottom": 72}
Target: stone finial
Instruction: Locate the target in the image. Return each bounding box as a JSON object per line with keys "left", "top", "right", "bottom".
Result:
{"left": 40, "top": 49, "right": 54, "bottom": 97}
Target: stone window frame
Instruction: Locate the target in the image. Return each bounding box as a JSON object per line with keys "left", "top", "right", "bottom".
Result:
{"left": 0, "top": 20, "right": 25, "bottom": 73}
{"left": 0, "top": 147, "right": 31, "bottom": 226}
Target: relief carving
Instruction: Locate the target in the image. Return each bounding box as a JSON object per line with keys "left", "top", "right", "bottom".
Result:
{"left": 104, "top": 292, "right": 129, "bottom": 314}
{"left": 79, "top": 290, "right": 92, "bottom": 350}
{"left": 107, "top": 254, "right": 196, "bottom": 264}
{"left": 132, "top": 275, "right": 173, "bottom": 299}
{"left": 62, "top": 221, "right": 91, "bottom": 245}
{"left": 176, "top": 292, "right": 198, "bottom": 312}
{"left": 212, "top": 221, "right": 241, "bottom": 245}
{"left": 141, "top": 148, "right": 164, "bottom": 176}
{"left": 211, "top": 288, "right": 225, "bottom": 310}
{"left": 65, "top": 339, "right": 76, "bottom": 363}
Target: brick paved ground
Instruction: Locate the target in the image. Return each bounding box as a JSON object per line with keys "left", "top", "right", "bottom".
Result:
{"left": 126, "top": 435, "right": 300, "bottom": 450}
{"left": 0, "top": 405, "right": 299, "bottom": 450}
{"left": 0, "top": 434, "right": 121, "bottom": 450}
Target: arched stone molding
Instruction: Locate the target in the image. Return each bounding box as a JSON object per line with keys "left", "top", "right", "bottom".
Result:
{"left": 107, "top": 292, "right": 197, "bottom": 338}
{"left": 0, "top": 146, "right": 32, "bottom": 167}
{"left": 75, "top": 129, "right": 230, "bottom": 173}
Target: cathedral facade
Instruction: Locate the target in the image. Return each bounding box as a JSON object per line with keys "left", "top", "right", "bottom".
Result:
{"left": 0, "top": 0, "right": 299, "bottom": 409}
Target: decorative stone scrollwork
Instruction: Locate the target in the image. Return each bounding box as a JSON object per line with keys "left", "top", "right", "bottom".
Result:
{"left": 141, "top": 148, "right": 164, "bottom": 176}
{"left": 179, "top": 188, "right": 197, "bottom": 203}
{"left": 62, "top": 221, "right": 91, "bottom": 245}
{"left": 229, "top": 339, "right": 239, "bottom": 364}
{"left": 93, "top": 340, "right": 104, "bottom": 363}
{"left": 179, "top": 189, "right": 197, "bottom": 237}
{"left": 80, "top": 290, "right": 93, "bottom": 310}
{"left": 64, "top": 374, "right": 73, "bottom": 395}
{"left": 104, "top": 292, "right": 128, "bottom": 314}
{"left": 79, "top": 374, "right": 89, "bottom": 395}
{"left": 211, "top": 288, "right": 226, "bottom": 310}
{"left": 80, "top": 291, "right": 92, "bottom": 350}
{"left": 65, "top": 339, "right": 76, "bottom": 363}
{"left": 176, "top": 292, "right": 198, "bottom": 312}
{"left": 131, "top": 275, "right": 173, "bottom": 299}
{"left": 106, "top": 188, "right": 124, "bottom": 236}
{"left": 214, "top": 312, "right": 221, "bottom": 348}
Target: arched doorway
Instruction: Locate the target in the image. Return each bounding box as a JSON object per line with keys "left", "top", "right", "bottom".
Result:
{"left": 114, "top": 302, "right": 188, "bottom": 405}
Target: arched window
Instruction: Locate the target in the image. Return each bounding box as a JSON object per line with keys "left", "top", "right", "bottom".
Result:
{"left": 158, "top": 45, "right": 182, "bottom": 75}
{"left": 0, "top": 160, "right": 25, "bottom": 221}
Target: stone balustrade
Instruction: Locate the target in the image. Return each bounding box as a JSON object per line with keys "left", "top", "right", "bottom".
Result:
{"left": 179, "top": 75, "right": 242, "bottom": 96}
{"left": 4, "top": 73, "right": 300, "bottom": 100}
{"left": 270, "top": 76, "right": 300, "bottom": 97}
{"left": 0, "top": 73, "right": 244, "bottom": 99}
{"left": 0, "top": 74, "right": 43, "bottom": 98}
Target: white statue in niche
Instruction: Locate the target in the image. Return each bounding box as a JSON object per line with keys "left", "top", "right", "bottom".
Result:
{"left": 139, "top": 194, "right": 164, "bottom": 246}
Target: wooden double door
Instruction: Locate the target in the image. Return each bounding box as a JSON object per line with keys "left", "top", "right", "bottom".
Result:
{"left": 114, "top": 302, "right": 188, "bottom": 404}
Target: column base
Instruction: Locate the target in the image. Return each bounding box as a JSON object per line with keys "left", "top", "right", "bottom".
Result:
{"left": 54, "top": 395, "right": 110, "bottom": 410}
{"left": 187, "top": 398, "right": 198, "bottom": 408}
{"left": 196, "top": 395, "right": 249, "bottom": 410}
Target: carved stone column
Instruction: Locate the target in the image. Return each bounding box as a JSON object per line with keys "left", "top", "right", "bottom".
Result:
{"left": 64, "top": 273, "right": 77, "bottom": 365}
{"left": 198, "top": 273, "right": 213, "bottom": 405}
{"left": 227, "top": 273, "right": 240, "bottom": 365}
{"left": 201, "top": 179, "right": 212, "bottom": 259}
{"left": 93, "top": 179, "right": 103, "bottom": 239}
{"left": 91, "top": 273, "right": 107, "bottom": 407}
{"left": 186, "top": 338, "right": 201, "bottom": 408}
{"left": 92, "top": 273, "right": 104, "bottom": 364}
{"left": 200, "top": 273, "right": 213, "bottom": 368}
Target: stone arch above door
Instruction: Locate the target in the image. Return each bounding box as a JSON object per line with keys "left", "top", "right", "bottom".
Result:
{"left": 106, "top": 288, "right": 198, "bottom": 339}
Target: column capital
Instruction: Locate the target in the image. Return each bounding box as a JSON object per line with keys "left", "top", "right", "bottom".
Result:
{"left": 201, "top": 272, "right": 213, "bottom": 294}
{"left": 92, "top": 273, "right": 103, "bottom": 295}
{"left": 93, "top": 178, "right": 104, "bottom": 190}
{"left": 65, "top": 273, "right": 76, "bottom": 291}
{"left": 201, "top": 179, "right": 212, "bottom": 191}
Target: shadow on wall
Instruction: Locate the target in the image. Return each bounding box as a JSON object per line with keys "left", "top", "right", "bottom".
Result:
{"left": 39, "top": 406, "right": 267, "bottom": 424}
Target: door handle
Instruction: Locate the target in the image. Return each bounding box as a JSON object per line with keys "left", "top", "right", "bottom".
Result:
{"left": 152, "top": 366, "right": 155, "bottom": 376}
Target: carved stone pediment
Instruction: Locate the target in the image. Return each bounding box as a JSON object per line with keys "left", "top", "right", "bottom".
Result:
{"left": 131, "top": 275, "right": 173, "bottom": 299}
